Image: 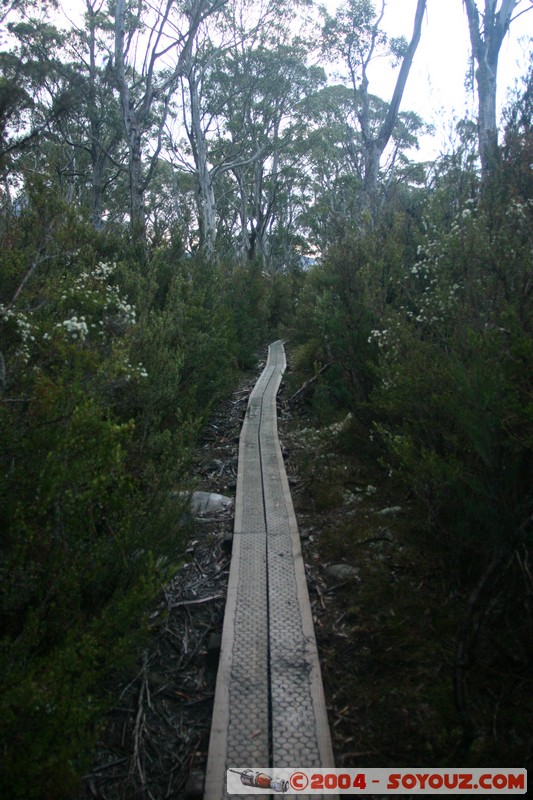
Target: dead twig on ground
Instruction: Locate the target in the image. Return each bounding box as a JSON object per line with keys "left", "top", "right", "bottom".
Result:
{"left": 288, "top": 363, "right": 332, "bottom": 405}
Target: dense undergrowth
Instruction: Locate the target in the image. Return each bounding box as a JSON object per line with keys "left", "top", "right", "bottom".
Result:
{"left": 0, "top": 196, "right": 284, "bottom": 797}
{"left": 283, "top": 76, "right": 533, "bottom": 767}
{"left": 285, "top": 405, "right": 532, "bottom": 770}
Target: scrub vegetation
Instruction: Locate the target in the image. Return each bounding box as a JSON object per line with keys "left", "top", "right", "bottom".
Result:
{"left": 0, "top": 0, "right": 531, "bottom": 796}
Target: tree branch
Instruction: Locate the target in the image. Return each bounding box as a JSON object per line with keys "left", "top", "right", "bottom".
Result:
{"left": 376, "top": 0, "right": 427, "bottom": 151}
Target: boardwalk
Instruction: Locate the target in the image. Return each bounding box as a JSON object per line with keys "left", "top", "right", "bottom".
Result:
{"left": 204, "top": 341, "right": 335, "bottom": 799}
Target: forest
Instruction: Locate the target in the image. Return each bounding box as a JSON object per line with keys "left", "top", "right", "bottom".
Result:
{"left": 0, "top": 0, "right": 532, "bottom": 797}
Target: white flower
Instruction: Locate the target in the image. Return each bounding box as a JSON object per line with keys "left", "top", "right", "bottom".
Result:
{"left": 57, "top": 317, "right": 89, "bottom": 341}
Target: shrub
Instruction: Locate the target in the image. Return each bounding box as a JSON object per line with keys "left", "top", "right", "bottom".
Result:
{"left": 370, "top": 191, "right": 533, "bottom": 570}
{"left": 0, "top": 224, "right": 209, "bottom": 796}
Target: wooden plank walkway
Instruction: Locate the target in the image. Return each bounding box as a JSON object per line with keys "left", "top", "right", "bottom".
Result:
{"left": 204, "top": 340, "right": 335, "bottom": 799}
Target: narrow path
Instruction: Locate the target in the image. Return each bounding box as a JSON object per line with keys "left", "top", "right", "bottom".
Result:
{"left": 204, "top": 341, "right": 334, "bottom": 799}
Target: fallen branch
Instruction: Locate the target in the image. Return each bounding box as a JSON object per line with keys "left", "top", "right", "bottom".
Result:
{"left": 9, "top": 252, "right": 54, "bottom": 308}
{"left": 132, "top": 677, "right": 147, "bottom": 784}
{"left": 169, "top": 594, "right": 224, "bottom": 609}
{"left": 288, "top": 363, "right": 332, "bottom": 404}
{"left": 82, "top": 757, "right": 128, "bottom": 778}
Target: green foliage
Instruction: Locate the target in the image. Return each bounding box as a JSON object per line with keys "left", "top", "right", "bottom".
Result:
{"left": 289, "top": 205, "right": 423, "bottom": 418}
{"left": 0, "top": 208, "right": 244, "bottom": 797}
{"left": 370, "top": 192, "right": 533, "bottom": 562}
{"left": 278, "top": 68, "right": 533, "bottom": 762}
{"left": 224, "top": 260, "right": 268, "bottom": 369}
{"left": 290, "top": 98, "right": 533, "bottom": 575}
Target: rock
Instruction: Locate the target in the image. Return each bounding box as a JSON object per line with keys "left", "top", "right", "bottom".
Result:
{"left": 324, "top": 563, "right": 360, "bottom": 581}
{"left": 376, "top": 506, "right": 402, "bottom": 516}
{"left": 190, "top": 490, "right": 234, "bottom": 516}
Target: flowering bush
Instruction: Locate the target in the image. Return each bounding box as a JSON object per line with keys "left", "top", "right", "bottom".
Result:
{"left": 0, "top": 229, "right": 236, "bottom": 796}
{"left": 1, "top": 258, "right": 149, "bottom": 387}
{"left": 367, "top": 184, "right": 533, "bottom": 560}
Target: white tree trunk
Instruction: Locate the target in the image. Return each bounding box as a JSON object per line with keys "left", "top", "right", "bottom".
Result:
{"left": 188, "top": 70, "right": 217, "bottom": 259}
{"left": 463, "top": 0, "right": 522, "bottom": 180}
{"left": 361, "top": 0, "right": 427, "bottom": 212}
{"left": 114, "top": 0, "right": 146, "bottom": 238}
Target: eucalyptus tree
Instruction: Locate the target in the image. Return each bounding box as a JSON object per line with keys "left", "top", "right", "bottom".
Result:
{"left": 0, "top": 13, "right": 67, "bottom": 170}
{"left": 462, "top": 0, "right": 532, "bottom": 180}
{"left": 0, "top": 0, "right": 55, "bottom": 27}
{"left": 78, "top": 0, "right": 124, "bottom": 228}
{"left": 321, "top": 0, "right": 427, "bottom": 217}
{"left": 231, "top": 46, "right": 319, "bottom": 264}
{"left": 175, "top": 22, "right": 228, "bottom": 259}
{"left": 113, "top": 0, "right": 228, "bottom": 239}
{"left": 1, "top": 2, "right": 125, "bottom": 227}
{"left": 295, "top": 84, "right": 364, "bottom": 249}
{"left": 170, "top": 0, "right": 314, "bottom": 261}
{"left": 296, "top": 79, "right": 427, "bottom": 250}
{"left": 215, "top": 39, "right": 325, "bottom": 266}
{"left": 42, "top": 1, "right": 127, "bottom": 228}
{"left": 0, "top": 2, "right": 119, "bottom": 222}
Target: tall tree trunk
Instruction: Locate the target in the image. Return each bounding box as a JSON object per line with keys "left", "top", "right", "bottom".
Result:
{"left": 129, "top": 126, "right": 146, "bottom": 236}
{"left": 91, "top": 153, "right": 104, "bottom": 231}
{"left": 87, "top": 1, "right": 106, "bottom": 230}
{"left": 248, "top": 158, "right": 263, "bottom": 262}
{"left": 114, "top": 0, "right": 224, "bottom": 243}
{"left": 232, "top": 166, "right": 249, "bottom": 266}
{"left": 187, "top": 69, "right": 217, "bottom": 260}
{"left": 239, "top": 200, "right": 249, "bottom": 266}
{"left": 114, "top": 0, "right": 147, "bottom": 240}
{"left": 363, "top": 140, "right": 381, "bottom": 214}
{"left": 476, "top": 56, "right": 500, "bottom": 178}
{"left": 362, "top": 0, "right": 427, "bottom": 213}
{"left": 463, "top": 0, "right": 522, "bottom": 181}
{"left": 247, "top": 125, "right": 281, "bottom": 267}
